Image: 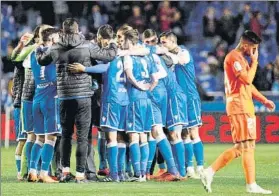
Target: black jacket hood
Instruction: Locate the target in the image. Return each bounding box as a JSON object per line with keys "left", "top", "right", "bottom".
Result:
{"left": 59, "top": 33, "right": 84, "bottom": 49}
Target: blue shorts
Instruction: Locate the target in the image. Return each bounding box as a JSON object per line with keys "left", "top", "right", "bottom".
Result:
{"left": 167, "top": 92, "right": 188, "bottom": 129}
{"left": 14, "top": 108, "right": 27, "bottom": 141}
{"left": 126, "top": 99, "right": 154, "bottom": 133}
{"left": 21, "top": 100, "right": 34, "bottom": 133}
{"left": 186, "top": 97, "right": 202, "bottom": 128}
{"left": 100, "top": 102, "right": 127, "bottom": 131}
{"left": 150, "top": 90, "right": 167, "bottom": 127}
{"left": 33, "top": 95, "right": 60, "bottom": 135}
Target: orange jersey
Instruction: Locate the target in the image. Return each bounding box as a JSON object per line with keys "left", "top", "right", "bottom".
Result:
{"left": 224, "top": 49, "right": 255, "bottom": 115}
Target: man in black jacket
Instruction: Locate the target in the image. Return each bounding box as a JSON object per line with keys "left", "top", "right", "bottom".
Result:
{"left": 36, "top": 18, "right": 117, "bottom": 183}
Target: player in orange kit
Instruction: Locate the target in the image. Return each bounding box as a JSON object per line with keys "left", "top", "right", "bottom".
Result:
{"left": 200, "top": 30, "right": 275, "bottom": 194}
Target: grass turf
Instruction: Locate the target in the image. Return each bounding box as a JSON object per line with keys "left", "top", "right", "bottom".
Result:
{"left": 1, "top": 144, "right": 278, "bottom": 196}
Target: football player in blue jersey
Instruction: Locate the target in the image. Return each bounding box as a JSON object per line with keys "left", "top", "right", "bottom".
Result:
{"left": 143, "top": 29, "right": 188, "bottom": 179}
{"left": 160, "top": 32, "right": 204, "bottom": 178}
{"left": 68, "top": 25, "right": 150, "bottom": 182}
{"left": 28, "top": 26, "right": 60, "bottom": 183}
{"left": 121, "top": 29, "right": 180, "bottom": 182}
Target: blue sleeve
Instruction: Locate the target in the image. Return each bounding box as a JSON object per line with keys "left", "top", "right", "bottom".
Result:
{"left": 84, "top": 63, "right": 109, "bottom": 73}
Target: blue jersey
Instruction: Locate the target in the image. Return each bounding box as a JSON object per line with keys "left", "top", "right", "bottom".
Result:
{"left": 124, "top": 55, "right": 156, "bottom": 102}
{"left": 30, "top": 51, "right": 57, "bottom": 101}
{"left": 175, "top": 45, "right": 199, "bottom": 98}
{"left": 148, "top": 45, "right": 183, "bottom": 95}
{"left": 102, "top": 56, "right": 129, "bottom": 105}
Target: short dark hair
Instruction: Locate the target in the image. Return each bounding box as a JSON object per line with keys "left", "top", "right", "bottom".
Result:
{"left": 142, "top": 29, "right": 157, "bottom": 39}
{"left": 97, "top": 24, "right": 114, "bottom": 39}
{"left": 124, "top": 29, "right": 139, "bottom": 45}
{"left": 242, "top": 30, "right": 261, "bottom": 44}
{"left": 41, "top": 28, "right": 60, "bottom": 42}
{"left": 160, "top": 31, "right": 177, "bottom": 42}
{"left": 63, "top": 18, "right": 79, "bottom": 34}
{"left": 85, "top": 32, "right": 96, "bottom": 41}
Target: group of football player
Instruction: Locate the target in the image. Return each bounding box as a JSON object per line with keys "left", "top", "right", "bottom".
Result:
{"left": 11, "top": 18, "right": 204, "bottom": 185}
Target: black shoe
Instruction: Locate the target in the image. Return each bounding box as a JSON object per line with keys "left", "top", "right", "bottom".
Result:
{"left": 59, "top": 172, "right": 75, "bottom": 183}
{"left": 85, "top": 173, "right": 99, "bottom": 182}
{"left": 22, "top": 173, "right": 28, "bottom": 180}
{"left": 100, "top": 176, "right": 119, "bottom": 182}
{"left": 75, "top": 178, "right": 89, "bottom": 184}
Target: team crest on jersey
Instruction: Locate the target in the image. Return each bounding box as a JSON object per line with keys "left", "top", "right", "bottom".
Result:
{"left": 233, "top": 61, "right": 242, "bottom": 72}
{"left": 102, "top": 116, "right": 106, "bottom": 122}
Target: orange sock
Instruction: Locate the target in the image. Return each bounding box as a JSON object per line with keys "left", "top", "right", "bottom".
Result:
{"left": 211, "top": 147, "right": 242, "bottom": 172}
{"left": 242, "top": 148, "right": 255, "bottom": 184}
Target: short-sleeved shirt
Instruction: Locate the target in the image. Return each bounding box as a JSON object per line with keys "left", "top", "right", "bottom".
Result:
{"left": 224, "top": 49, "right": 254, "bottom": 115}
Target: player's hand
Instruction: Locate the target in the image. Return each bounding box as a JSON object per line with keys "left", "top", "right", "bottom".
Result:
{"left": 156, "top": 46, "right": 168, "bottom": 54}
{"left": 250, "top": 47, "right": 258, "bottom": 63}
{"left": 138, "top": 81, "right": 151, "bottom": 91}
{"left": 264, "top": 100, "right": 276, "bottom": 112}
{"left": 19, "top": 33, "right": 33, "bottom": 46}
{"left": 68, "top": 63, "right": 86, "bottom": 73}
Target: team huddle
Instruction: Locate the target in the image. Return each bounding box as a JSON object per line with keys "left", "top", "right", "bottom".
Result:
{"left": 11, "top": 18, "right": 275, "bottom": 194}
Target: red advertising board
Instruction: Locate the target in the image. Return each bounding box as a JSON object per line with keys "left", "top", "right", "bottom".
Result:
{"left": 1, "top": 113, "right": 279, "bottom": 144}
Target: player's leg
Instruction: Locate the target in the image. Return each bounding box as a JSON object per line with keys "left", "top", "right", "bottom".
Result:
{"left": 97, "top": 131, "right": 108, "bottom": 176}
{"left": 28, "top": 134, "right": 44, "bottom": 182}
{"left": 101, "top": 129, "right": 118, "bottom": 182}
{"left": 128, "top": 132, "right": 141, "bottom": 180}
{"left": 182, "top": 129, "right": 194, "bottom": 177}
{"left": 21, "top": 101, "right": 35, "bottom": 172}
{"left": 117, "top": 132, "right": 127, "bottom": 181}
{"left": 168, "top": 125, "right": 186, "bottom": 177}
{"left": 39, "top": 95, "right": 59, "bottom": 183}
{"left": 155, "top": 148, "right": 167, "bottom": 177}
{"left": 59, "top": 99, "right": 75, "bottom": 182}
{"left": 74, "top": 98, "right": 91, "bottom": 183}
{"left": 146, "top": 133, "right": 156, "bottom": 179}
{"left": 139, "top": 132, "right": 149, "bottom": 181}
{"left": 14, "top": 107, "right": 27, "bottom": 180}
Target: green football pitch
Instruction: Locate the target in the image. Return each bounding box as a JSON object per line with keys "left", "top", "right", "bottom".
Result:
{"left": 1, "top": 144, "right": 278, "bottom": 196}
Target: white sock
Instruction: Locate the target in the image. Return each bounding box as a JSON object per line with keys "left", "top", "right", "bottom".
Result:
{"left": 207, "top": 166, "right": 215, "bottom": 177}
{"left": 197, "top": 165, "right": 204, "bottom": 171}
{"left": 187, "top": 166, "right": 194, "bottom": 173}
{"left": 29, "top": 168, "right": 37, "bottom": 175}
{"left": 76, "top": 172, "right": 84, "bottom": 178}
{"left": 247, "top": 182, "right": 257, "bottom": 189}
{"left": 40, "top": 170, "right": 48, "bottom": 177}
{"left": 62, "top": 167, "right": 70, "bottom": 173}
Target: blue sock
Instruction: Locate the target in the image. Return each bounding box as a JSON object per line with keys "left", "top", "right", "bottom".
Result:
{"left": 30, "top": 141, "right": 43, "bottom": 170}
{"left": 193, "top": 138, "right": 204, "bottom": 166}
{"left": 129, "top": 142, "right": 141, "bottom": 177}
{"left": 173, "top": 140, "right": 186, "bottom": 177}
{"left": 147, "top": 140, "right": 156, "bottom": 174}
{"left": 184, "top": 139, "right": 194, "bottom": 168}
{"left": 37, "top": 158, "right": 42, "bottom": 173}
{"left": 41, "top": 140, "right": 55, "bottom": 172}
{"left": 159, "top": 163, "right": 166, "bottom": 169}
{"left": 98, "top": 136, "right": 107, "bottom": 170}
{"left": 157, "top": 136, "right": 178, "bottom": 175}
{"left": 140, "top": 142, "right": 149, "bottom": 176}
{"left": 25, "top": 140, "right": 34, "bottom": 171}
{"left": 15, "top": 155, "right": 21, "bottom": 173}
{"left": 171, "top": 143, "right": 178, "bottom": 169}
{"left": 107, "top": 142, "right": 118, "bottom": 180}
{"left": 117, "top": 143, "right": 126, "bottom": 175}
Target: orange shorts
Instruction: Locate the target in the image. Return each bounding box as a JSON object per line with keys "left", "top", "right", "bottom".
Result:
{"left": 228, "top": 113, "right": 256, "bottom": 143}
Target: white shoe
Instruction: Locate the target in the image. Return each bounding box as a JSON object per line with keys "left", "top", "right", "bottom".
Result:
{"left": 200, "top": 169, "right": 213, "bottom": 193}
{"left": 187, "top": 168, "right": 200, "bottom": 179}
{"left": 139, "top": 175, "right": 146, "bottom": 182}
{"left": 246, "top": 184, "right": 272, "bottom": 194}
